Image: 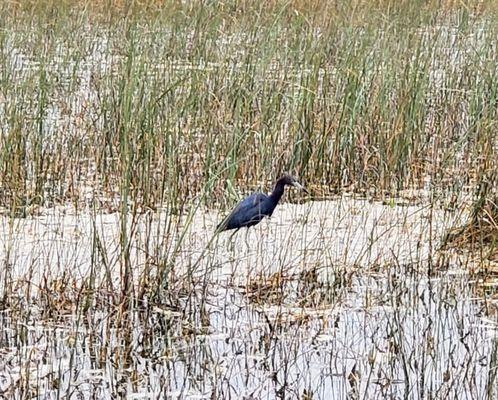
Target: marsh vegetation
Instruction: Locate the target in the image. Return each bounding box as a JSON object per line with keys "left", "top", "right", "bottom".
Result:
{"left": 0, "top": 1, "right": 496, "bottom": 398}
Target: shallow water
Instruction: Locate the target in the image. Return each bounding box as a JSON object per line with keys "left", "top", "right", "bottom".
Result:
{"left": 0, "top": 196, "right": 461, "bottom": 284}
{"left": 1, "top": 198, "right": 497, "bottom": 399}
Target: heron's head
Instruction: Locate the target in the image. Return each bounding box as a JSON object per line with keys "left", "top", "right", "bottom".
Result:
{"left": 279, "top": 174, "right": 309, "bottom": 194}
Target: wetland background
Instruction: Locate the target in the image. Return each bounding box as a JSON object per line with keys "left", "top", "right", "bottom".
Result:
{"left": 0, "top": 0, "right": 497, "bottom": 398}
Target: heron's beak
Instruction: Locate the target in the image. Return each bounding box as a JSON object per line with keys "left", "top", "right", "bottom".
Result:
{"left": 292, "top": 181, "right": 309, "bottom": 194}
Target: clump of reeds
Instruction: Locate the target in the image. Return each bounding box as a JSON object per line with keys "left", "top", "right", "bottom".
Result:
{"left": 443, "top": 196, "right": 497, "bottom": 253}
{"left": 442, "top": 161, "right": 497, "bottom": 257}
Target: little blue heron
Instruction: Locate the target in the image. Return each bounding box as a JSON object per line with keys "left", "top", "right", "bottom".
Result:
{"left": 216, "top": 174, "right": 309, "bottom": 232}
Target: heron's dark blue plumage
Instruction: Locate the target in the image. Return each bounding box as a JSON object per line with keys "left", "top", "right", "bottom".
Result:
{"left": 216, "top": 174, "right": 308, "bottom": 232}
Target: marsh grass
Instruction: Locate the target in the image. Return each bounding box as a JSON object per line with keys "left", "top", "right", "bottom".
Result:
{"left": 0, "top": 1, "right": 497, "bottom": 398}
{"left": 1, "top": 1, "right": 497, "bottom": 211}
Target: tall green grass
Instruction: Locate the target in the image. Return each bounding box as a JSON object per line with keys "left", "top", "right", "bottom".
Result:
{"left": 0, "top": 1, "right": 496, "bottom": 215}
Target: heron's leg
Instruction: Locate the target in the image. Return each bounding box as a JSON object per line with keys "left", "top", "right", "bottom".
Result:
{"left": 244, "top": 226, "right": 251, "bottom": 248}
{"left": 229, "top": 228, "right": 239, "bottom": 242}
{"left": 227, "top": 228, "right": 239, "bottom": 252}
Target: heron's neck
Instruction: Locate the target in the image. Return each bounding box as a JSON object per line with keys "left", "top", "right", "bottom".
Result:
{"left": 269, "top": 180, "right": 286, "bottom": 203}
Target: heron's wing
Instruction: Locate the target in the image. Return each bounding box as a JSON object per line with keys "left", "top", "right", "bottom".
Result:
{"left": 216, "top": 192, "right": 267, "bottom": 232}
